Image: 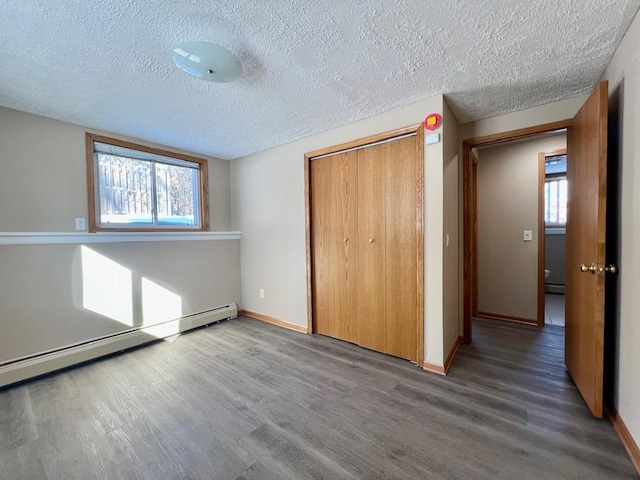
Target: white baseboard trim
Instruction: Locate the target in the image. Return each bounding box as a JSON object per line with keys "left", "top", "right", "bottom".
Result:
{"left": 0, "top": 303, "right": 237, "bottom": 388}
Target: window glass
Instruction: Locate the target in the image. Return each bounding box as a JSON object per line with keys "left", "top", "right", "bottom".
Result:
{"left": 545, "top": 177, "right": 567, "bottom": 226}
{"left": 87, "top": 134, "right": 208, "bottom": 231}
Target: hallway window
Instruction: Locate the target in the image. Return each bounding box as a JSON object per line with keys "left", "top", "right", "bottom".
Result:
{"left": 545, "top": 177, "right": 568, "bottom": 226}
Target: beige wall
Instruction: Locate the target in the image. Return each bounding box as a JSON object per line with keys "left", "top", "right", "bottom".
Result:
{"left": 476, "top": 134, "right": 566, "bottom": 320}
{"left": 601, "top": 8, "right": 640, "bottom": 452}
{"left": 0, "top": 107, "right": 232, "bottom": 232}
{"left": 0, "top": 241, "right": 240, "bottom": 362}
{"left": 460, "top": 96, "right": 587, "bottom": 142}
{"left": 442, "top": 100, "right": 461, "bottom": 356}
{"left": 232, "top": 95, "right": 450, "bottom": 366}
{"left": 0, "top": 108, "right": 240, "bottom": 362}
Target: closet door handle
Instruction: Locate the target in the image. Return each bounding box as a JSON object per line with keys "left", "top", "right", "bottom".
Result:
{"left": 368, "top": 238, "right": 375, "bottom": 243}
{"left": 343, "top": 238, "right": 348, "bottom": 243}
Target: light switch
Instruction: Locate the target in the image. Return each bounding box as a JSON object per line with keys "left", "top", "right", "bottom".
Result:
{"left": 523, "top": 230, "right": 532, "bottom": 241}
{"left": 259, "top": 289, "right": 265, "bottom": 299}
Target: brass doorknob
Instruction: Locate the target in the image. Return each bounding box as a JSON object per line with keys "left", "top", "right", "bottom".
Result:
{"left": 604, "top": 265, "right": 618, "bottom": 274}
{"left": 368, "top": 238, "right": 374, "bottom": 243}
{"left": 580, "top": 263, "right": 596, "bottom": 274}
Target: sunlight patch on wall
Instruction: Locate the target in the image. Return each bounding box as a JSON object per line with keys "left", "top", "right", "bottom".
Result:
{"left": 141, "top": 277, "right": 182, "bottom": 338}
{"left": 81, "top": 245, "right": 133, "bottom": 326}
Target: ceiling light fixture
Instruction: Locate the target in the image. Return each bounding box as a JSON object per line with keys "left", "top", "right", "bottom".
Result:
{"left": 172, "top": 41, "right": 242, "bottom": 83}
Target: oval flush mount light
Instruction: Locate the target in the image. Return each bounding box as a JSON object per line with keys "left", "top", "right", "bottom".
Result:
{"left": 172, "top": 41, "right": 242, "bottom": 82}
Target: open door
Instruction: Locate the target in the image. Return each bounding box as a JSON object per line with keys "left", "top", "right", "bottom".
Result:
{"left": 565, "top": 81, "right": 615, "bottom": 418}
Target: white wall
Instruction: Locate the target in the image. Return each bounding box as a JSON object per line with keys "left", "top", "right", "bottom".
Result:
{"left": 601, "top": 8, "right": 640, "bottom": 451}
{"left": 232, "top": 95, "right": 449, "bottom": 365}
{"left": 0, "top": 107, "right": 240, "bottom": 362}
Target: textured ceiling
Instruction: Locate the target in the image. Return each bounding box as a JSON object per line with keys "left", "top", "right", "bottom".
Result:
{"left": 0, "top": 1, "right": 638, "bottom": 160}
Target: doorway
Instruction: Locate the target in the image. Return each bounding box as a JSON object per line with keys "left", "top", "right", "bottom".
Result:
{"left": 463, "top": 119, "right": 572, "bottom": 343}
{"left": 472, "top": 133, "right": 567, "bottom": 330}
{"left": 542, "top": 149, "right": 568, "bottom": 328}
{"left": 462, "top": 80, "right": 612, "bottom": 419}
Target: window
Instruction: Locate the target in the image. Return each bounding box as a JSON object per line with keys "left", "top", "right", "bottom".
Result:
{"left": 544, "top": 176, "right": 567, "bottom": 226}
{"left": 86, "top": 134, "right": 209, "bottom": 231}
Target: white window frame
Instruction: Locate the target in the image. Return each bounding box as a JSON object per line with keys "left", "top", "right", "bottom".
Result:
{"left": 86, "top": 133, "right": 209, "bottom": 232}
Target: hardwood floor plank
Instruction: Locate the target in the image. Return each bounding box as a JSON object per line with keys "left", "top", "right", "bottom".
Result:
{"left": 0, "top": 386, "right": 37, "bottom": 452}
{"left": 0, "top": 316, "right": 636, "bottom": 479}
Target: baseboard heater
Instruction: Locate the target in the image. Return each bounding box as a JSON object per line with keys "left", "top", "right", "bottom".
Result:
{"left": 0, "top": 303, "right": 237, "bottom": 389}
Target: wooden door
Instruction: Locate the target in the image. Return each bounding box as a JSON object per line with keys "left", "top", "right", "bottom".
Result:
{"left": 383, "top": 136, "right": 418, "bottom": 361}
{"left": 565, "top": 81, "right": 609, "bottom": 418}
{"left": 310, "top": 151, "right": 358, "bottom": 343}
{"left": 356, "top": 136, "right": 418, "bottom": 361}
{"left": 356, "top": 144, "right": 387, "bottom": 353}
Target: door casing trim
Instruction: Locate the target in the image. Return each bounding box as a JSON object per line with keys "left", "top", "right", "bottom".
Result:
{"left": 462, "top": 120, "right": 571, "bottom": 343}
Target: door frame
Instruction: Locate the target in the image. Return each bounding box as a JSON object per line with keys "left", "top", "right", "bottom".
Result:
{"left": 304, "top": 123, "right": 425, "bottom": 364}
{"left": 463, "top": 120, "right": 571, "bottom": 343}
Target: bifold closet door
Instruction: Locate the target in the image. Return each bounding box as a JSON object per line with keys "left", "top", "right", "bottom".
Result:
{"left": 356, "top": 136, "right": 418, "bottom": 361}
{"left": 356, "top": 144, "right": 387, "bottom": 354}
{"left": 383, "top": 136, "right": 418, "bottom": 361}
{"left": 310, "top": 151, "right": 358, "bottom": 343}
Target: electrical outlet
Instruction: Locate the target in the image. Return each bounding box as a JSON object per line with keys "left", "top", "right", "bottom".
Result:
{"left": 259, "top": 289, "right": 265, "bottom": 299}
{"left": 523, "top": 230, "right": 532, "bottom": 241}
{"left": 75, "top": 218, "right": 86, "bottom": 231}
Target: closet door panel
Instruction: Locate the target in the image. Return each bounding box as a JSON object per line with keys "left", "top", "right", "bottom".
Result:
{"left": 356, "top": 145, "right": 386, "bottom": 353}
{"left": 310, "top": 152, "right": 357, "bottom": 342}
{"left": 384, "top": 136, "right": 418, "bottom": 361}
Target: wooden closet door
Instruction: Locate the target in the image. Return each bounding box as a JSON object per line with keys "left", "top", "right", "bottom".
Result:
{"left": 356, "top": 136, "right": 418, "bottom": 361}
{"left": 384, "top": 136, "right": 418, "bottom": 361}
{"left": 310, "top": 151, "right": 358, "bottom": 343}
{"left": 356, "top": 144, "right": 387, "bottom": 353}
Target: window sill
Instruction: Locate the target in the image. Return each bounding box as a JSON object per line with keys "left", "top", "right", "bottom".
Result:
{"left": 0, "top": 231, "right": 241, "bottom": 246}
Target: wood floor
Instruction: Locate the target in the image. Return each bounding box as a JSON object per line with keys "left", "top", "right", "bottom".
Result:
{"left": 0, "top": 316, "right": 636, "bottom": 479}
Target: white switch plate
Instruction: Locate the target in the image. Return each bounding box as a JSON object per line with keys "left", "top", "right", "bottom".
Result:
{"left": 259, "top": 289, "right": 265, "bottom": 299}
{"left": 425, "top": 133, "right": 440, "bottom": 145}
{"left": 75, "top": 218, "right": 86, "bottom": 230}
{"left": 446, "top": 233, "right": 450, "bottom": 248}
{"left": 523, "top": 230, "right": 532, "bottom": 241}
